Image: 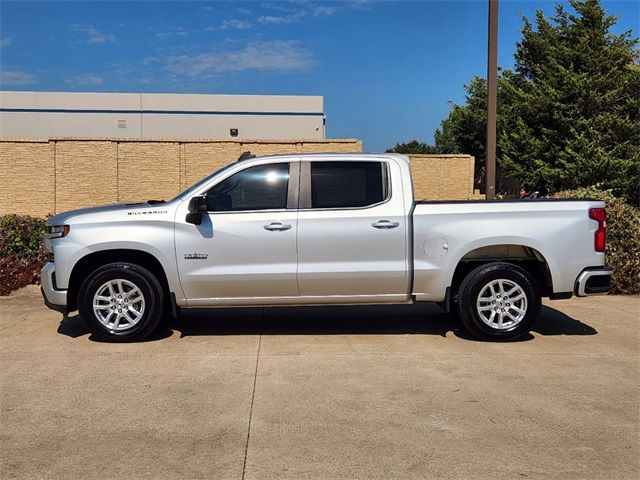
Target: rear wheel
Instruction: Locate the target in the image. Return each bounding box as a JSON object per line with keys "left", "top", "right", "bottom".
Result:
{"left": 456, "top": 262, "right": 541, "bottom": 341}
{"left": 78, "top": 262, "right": 164, "bottom": 342}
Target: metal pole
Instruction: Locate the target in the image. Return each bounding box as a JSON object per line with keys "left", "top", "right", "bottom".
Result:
{"left": 486, "top": 0, "right": 498, "bottom": 199}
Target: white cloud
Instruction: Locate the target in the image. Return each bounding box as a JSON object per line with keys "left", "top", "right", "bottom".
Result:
{"left": 346, "top": 0, "right": 372, "bottom": 10}
{"left": 220, "top": 19, "right": 252, "bottom": 30}
{"left": 72, "top": 24, "right": 115, "bottom": 44}
{"left": 157, "top": 26, "right": 189, "bottom": 37}
{"left": 166, "top": 40, "right": 314, "bottom": 78}
{"left": 143, "top": 56, "right": 159, "bottom": 66}
{"left": 66, "top": 73, "right": 104, "bottom": 86}
{"left": 1, "top": 36, "right": 14, "bottom": 48}
{"left": 0, "top": 69, "right": 37, "bottom": 85}
{"left": 312, "top": 6, "right": 336, "bottom": 17}
{"left": 258, "top": 12, "right": 307, "bottom": 25}
{"left": 258, "top": 2, "right": 336, "bottom": 24}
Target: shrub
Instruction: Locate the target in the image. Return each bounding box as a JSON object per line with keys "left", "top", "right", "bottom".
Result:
{"left": 0, "top": 214, "right": 47, "bottom": 259}
{"left": 553, "top": 187, "right": 640, "bottom": 295}
{"left": 0, "top": 214, "right": 49, "bottom": 295}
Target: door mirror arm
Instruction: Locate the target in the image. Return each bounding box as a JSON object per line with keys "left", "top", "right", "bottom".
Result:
{"left": 186, "top": 195, "right": 207, "bottom": 225}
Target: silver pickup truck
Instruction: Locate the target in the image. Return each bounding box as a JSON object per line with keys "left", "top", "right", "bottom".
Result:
{"left": 41, "top": 153, "right": 612, "bottom": 342}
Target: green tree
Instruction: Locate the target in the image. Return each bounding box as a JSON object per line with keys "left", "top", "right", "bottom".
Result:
{"left": 386, "top": 140, "right": 438, "bottom": 154}
{"left": 434, "top": 77, "right": 491, "bottom": 159}
{"left": 432, "top": 0, "right": 640, "bottom": 203}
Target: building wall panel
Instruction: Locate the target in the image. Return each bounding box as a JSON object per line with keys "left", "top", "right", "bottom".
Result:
{"left": 54, "top": 141, "right": 117, "bottom": 212}
{"left": 0, "top": 141, "right": 55, "bottom": 217}
{"left": 117, "top": 142, "right": 181, "bottom": 203}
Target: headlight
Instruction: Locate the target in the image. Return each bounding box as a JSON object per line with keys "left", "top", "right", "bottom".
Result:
{"left": 47, "top": 225, "right": 70, "bottom": 238}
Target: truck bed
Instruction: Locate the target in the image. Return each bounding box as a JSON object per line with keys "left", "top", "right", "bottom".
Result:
{"left": 411, "top": 199, "right": 605, "bottom": 301}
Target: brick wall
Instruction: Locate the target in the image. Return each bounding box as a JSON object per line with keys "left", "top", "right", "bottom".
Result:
{"left": 0, "top": 138, "right": 480, "bottom": 216}
{"left": 409, "top": 154, "right": 483, "bottom": 201}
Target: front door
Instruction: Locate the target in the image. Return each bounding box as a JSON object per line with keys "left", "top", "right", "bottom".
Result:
{"left": 175, "top": 161, "right": 299, "bottom": 305}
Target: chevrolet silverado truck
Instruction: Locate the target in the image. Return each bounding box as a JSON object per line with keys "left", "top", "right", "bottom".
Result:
{"left": 41, "top": 153, "right": 612, "bottom": 342}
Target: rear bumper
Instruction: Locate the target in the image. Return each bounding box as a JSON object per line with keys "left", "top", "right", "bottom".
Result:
{"left": 575, "top": 266, "right": 613, "bottom": 297}
{"left": 40, "top": 262, "right": 69, "bottom": 314}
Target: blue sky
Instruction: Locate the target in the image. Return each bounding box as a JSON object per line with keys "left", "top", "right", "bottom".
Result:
{"left": 1, "top": 0, "right": 638, "bottom": 151}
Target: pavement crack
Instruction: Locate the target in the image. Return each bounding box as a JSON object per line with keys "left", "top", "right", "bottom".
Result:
{"left": 241, "top": 308, "right": 263, "bottom": 480}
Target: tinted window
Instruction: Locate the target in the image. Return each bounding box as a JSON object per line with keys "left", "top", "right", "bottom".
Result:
{"left": 311, "top": 162, "right": 386, "bottom": 209}
{"left": 206, "top": 163, "right": 289, "bottom": 211}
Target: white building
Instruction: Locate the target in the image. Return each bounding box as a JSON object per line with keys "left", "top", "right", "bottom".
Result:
{"left": 0, "top": 91, "right": 325, "bottom": 140}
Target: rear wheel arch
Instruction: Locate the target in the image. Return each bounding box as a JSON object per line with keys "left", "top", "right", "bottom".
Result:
{"left": 448, "top": 244, "right": 553, "bottom": 301}
{"left": 67, "top": 249, "right": 170, "bottom": 312}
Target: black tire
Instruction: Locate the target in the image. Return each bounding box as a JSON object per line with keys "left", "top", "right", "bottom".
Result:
{"left": 456, "top": 262, "right": 541, "bottom": 341}
{"left": 78, "top": 262, "right": 164, "bottom": 342}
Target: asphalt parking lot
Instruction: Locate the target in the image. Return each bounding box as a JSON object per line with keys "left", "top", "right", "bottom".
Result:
{"left": 1, "top": 286, "right": 638, "bottom": 480}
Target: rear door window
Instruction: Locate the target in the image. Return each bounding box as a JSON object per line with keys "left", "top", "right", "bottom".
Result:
{"left": 310, "top": 161, "right": 387, "bottom": 209}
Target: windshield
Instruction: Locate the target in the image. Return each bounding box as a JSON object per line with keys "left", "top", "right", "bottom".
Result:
{"left": 169, "top": 162, "right": 239, "bottom": 202}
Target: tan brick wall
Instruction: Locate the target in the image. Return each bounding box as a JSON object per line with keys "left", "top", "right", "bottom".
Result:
{"left": 54, "top": 141, "right": 117, "bottom": 212}
{"left": 409, "top": 154, "right": 479, "bottom": 201}
{"left": 183, "top": 142, "right": 241, "bottom": 187}
{"left": 0, "top": 141, "right": 55, "bottom": 217}
{"left": 0, "top": 140, "right": 480, "bottom": 216}
{"left": 301, "top": 141, "right": 363, "bottom": 153}
{"left": 117, "top": 141, "right": 181, "bottom": 203}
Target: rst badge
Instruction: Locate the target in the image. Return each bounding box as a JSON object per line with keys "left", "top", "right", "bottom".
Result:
{"left": 184, "top": 253, "right": 208, "bottom": 260}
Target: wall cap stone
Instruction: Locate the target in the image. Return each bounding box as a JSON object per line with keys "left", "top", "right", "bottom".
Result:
{"left": 409, "top": 154, "right": 474, "bottom": 159}
{"left": 0, "top": 137, "right": 360, "bottom": 144}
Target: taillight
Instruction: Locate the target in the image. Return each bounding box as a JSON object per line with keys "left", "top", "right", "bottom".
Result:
{"left": 589, "top": 208, "right": 606, "bottom": 252}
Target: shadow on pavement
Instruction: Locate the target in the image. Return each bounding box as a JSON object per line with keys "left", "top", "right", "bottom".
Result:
{"left": 177, "top": 303, "right": 459, "bottom": 337}
{"left": 56, "top": 315, "right": 174, "bottom": 342}
{"left": 535, "top": 305, "right": 598, "bottom": 336}
{"left": 56, "top": 302, "right": 597, "bottom": 342}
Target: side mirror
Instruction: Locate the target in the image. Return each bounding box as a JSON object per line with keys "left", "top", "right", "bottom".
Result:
{"left": 186, "top": 196, "right": 207, "bottom": 225}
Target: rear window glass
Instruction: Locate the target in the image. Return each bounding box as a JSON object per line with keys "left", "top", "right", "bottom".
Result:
{"left": 310, "top": 162, "right": 387, "bottom": 209}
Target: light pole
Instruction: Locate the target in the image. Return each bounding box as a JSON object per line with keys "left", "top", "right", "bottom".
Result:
{"left": 486, "top": 0, "right": 499, "bottom": 199}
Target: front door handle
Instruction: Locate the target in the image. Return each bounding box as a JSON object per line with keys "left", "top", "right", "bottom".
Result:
{"left": 264, "top": 222, "right": 292, "bottom": 231}
{"left": 372, "top": 220, "right": 400, "bottom": 229}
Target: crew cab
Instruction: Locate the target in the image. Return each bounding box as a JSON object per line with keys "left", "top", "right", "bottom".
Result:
{"left": 41, "top": 153, "right": 612, "bottom": 341}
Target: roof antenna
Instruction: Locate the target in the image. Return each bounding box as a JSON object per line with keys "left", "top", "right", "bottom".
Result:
{"left": 238, "top": 151, "right": 255, "bottom": 162}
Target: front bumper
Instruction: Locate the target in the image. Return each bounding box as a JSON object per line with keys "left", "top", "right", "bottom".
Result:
{"left": 40, "top": 262, "right": 68, "bottom": 314}
{"left": 575, "top": 266, "right": 613, "bottom": 297}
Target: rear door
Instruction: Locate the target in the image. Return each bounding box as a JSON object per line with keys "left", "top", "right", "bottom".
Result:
{"left": 296, "top": 158, "right": 409, "bottom": 301}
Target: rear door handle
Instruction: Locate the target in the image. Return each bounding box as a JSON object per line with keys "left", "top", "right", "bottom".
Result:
{"left": 372, "top": 220, "right": 400, "bottom": 229}
{"left": 264, "top": 222, "right": 292, "bottom": 231}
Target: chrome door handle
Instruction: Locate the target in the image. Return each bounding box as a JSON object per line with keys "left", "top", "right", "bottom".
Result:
{"left": 372, "top": 220, "right": 400, "bottom": 229}
{"left": 264, "top": 222, "right": 292, "bottom": 231}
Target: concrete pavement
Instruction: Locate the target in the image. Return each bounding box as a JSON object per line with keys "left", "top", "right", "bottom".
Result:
{"left": 1, "top": 286, "right": 638, "bottom": 479}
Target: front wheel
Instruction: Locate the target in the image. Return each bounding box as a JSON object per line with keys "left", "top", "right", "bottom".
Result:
{"left": 456, "top": 262, "right": 541, "bottom": 341}
{"left": 78, "top": 262, "right": 164, "bottom": 342}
